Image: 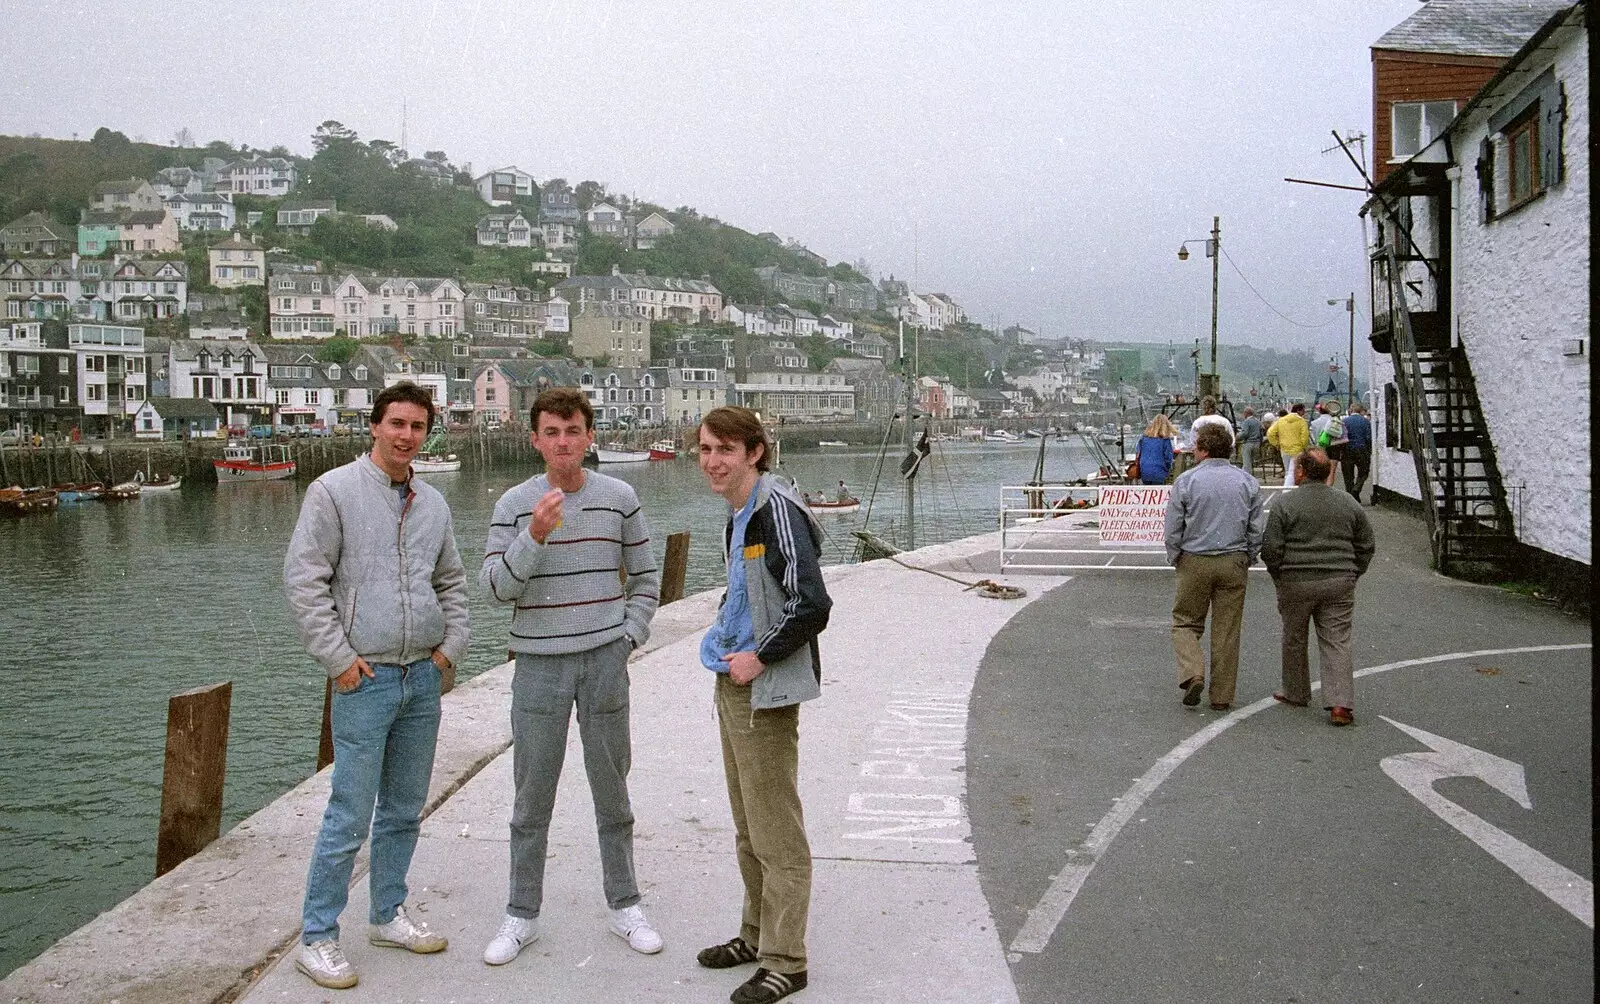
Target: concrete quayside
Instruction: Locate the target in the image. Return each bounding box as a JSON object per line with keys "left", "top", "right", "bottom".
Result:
{"left": 0, "top": 503, "right": 1589, "bottom": 1003}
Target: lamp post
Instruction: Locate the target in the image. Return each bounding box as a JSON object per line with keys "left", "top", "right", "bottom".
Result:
{"left": 1327, "top": 293, "right": 1355, "bottom": 408}
{"left": 1177, "top": 216, "right": 1221, "bottom": 401}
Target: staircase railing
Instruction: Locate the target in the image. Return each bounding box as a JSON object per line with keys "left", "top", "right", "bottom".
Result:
{"left": 1384, "top": 246, "right": 1444, "bottom": 564}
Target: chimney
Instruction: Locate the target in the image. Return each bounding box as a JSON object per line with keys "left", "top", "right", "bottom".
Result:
{"left": 611, "top": 264, "right": 622, "bottom": 277}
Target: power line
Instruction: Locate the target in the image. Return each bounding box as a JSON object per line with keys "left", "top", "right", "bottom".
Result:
{"left": 1218, "top": 246, "right": 1341, "bottom": 329}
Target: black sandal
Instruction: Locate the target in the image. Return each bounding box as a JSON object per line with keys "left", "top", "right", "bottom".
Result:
{"left": 697, "top": 936, "right": 758, "bottom": 969}
{"left": 732, "top": 968, "right": 808, "bottom": 1003}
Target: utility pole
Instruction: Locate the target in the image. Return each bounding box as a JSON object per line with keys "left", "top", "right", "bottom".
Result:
{"left": 1346, "top": 290, "right": 1356, "bottom": 408}
{"left": 1208, "top": 216, "right": 1220, "bottom": 398}
{"left": 899, "top": 319, "right": 916, "bottom": 550}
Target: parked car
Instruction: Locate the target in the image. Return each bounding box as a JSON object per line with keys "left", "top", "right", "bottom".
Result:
{"left": 247, "top": 425, "right": 274, "bottom": 439}
{"left": 0, "top": 428, "right": 21, "bottom": 445}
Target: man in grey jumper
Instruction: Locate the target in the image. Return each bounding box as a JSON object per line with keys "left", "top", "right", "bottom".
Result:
{"left": 479, "top": 388, "right": 662, "bottom": 965}
{"left": 1262, "top": 448, "right": 1375, "bottom": 726}
{"left": 1165, "top": 422, "right": 1265, "bottom": 711}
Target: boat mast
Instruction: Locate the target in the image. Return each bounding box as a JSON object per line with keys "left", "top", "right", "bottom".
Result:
{"left": 900, "top": 319, "right": 916, "bottom": 551}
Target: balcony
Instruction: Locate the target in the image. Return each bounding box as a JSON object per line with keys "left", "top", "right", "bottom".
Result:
{"left": 1369, "top": 245, "right": 1448, "bottom": 355}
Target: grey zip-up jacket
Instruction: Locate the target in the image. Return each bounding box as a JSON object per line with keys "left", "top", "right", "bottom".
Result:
{"left": 284, "top": 454, "right": 470, "bottom": 678}
{"left": 722, "top": 474, "right": 832, "bottom": 710}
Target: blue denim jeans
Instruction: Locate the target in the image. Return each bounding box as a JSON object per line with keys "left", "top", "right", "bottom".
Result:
{"left": 302, "top": 659, "right": 441, "bottom": 944}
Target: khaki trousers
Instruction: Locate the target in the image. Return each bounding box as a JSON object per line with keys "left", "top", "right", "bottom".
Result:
{"left": 1172, "top": 551, "right": 1250, "bottom": 705}
{"left": 1274, "top": 574, "right": 1357, "bottom": 709}
{"left": 715, "top": 673, "right": 811, "bottom": 975}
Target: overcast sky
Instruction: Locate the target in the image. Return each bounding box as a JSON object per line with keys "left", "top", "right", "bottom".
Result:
{"left": 3, "top": 0, "right": 1420, "bottom": 365}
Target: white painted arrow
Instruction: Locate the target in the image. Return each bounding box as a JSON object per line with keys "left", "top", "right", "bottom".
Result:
{"left": 1380, "top": 716, "right": 1593, "bottom": 928}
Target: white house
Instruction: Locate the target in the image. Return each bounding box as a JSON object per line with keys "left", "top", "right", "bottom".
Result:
{"left": 168, "top": 339, "right": 269, "bottom": 429}
{"left": 634, "top": 212, "right": 675, "bottom": 249}
{"left": 1364, "top": 2, "right": 1588, "bottom": 590}
{"left": 209, "top": 233, "right": 265, "bottom": 289}
{"left": 68, "top": 323, "right": 146, "bottom": 432}
{"left": 475, "top": 167, "right": 535, "bottom": 206}
{"left": 165, "top": 192, "right": 236, "bottom": 231}
{"left": 476, "top": 212, "right": 534, "bottom": 248}
{"left": 217, "top": 156, "right": 297, "bottom": 196}
{"left": 333, "top": 275, "right": 465, "bottom": 338}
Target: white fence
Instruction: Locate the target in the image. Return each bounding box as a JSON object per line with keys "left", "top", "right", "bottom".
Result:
{"left": 997, "top": 482, "right": 1285, "bottom": 573}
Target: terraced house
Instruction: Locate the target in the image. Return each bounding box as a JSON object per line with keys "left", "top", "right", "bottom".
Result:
{"left": 0, "top": 258, "right": 188, "bottom": 321}
{"left": 333, "top": 274, "right": 465, "bottom": 337}
{"left": 556, "top": 265, "right": 723, "bottom": 323}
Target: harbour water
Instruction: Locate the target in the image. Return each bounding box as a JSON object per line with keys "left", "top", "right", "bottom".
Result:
{"left": 0, "top": 436, "right": 1105, "bottom": 976}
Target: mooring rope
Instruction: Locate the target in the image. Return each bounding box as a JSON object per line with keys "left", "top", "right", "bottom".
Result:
{"left": 880, "top": 552, "right": 1027, "bottom": 600}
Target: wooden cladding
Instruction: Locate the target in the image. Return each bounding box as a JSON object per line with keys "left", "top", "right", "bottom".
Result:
{"left": 1372, "top": 50, "right": 1501, "bottom": 182}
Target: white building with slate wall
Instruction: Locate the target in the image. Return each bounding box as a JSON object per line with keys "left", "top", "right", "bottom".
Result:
{"left": 1367, "top": 4, "right": 1589, "bottom": 575}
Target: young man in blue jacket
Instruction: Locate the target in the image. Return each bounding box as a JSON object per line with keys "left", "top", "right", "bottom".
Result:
{"left": 283, "top": 381, "right": 470, "bottom": 989}
{"left": 694, "top": 406, "right": 831, "bottom": 1004}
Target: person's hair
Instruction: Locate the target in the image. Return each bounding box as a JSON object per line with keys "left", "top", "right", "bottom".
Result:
{"left": 698, "top": 406, "right": 771, "bottom": 471}
{"left": 1349, "top": 402, "right": 1365, "bottom": 415}
{"left": 1291, "top": 402, "right": 1306, "bottom": 415}
{"left": 1200, "top": 395, "right": 1217, "bottom": 415}
{"left": 1241, "top": 407, "right": 1254, "bottom": 417}
{"left": 1194, "top": 423, "right": 1233, "bottom": 459}
{"left": 1299, "top": 448, "right": 1334, "bottom": 483}
{"left": 371, "top": 381, "right": 436, "bottom": 428}
{"left": 530, "top": 387, "right": 594, "bottom": 431}
{"left": 1144, "top": 414, "right": 1177, "bottom": 438}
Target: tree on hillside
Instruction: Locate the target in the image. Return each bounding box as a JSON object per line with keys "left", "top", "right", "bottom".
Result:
{"left": 317, "top": 335, "right": 360, "bottom": 364}
{"left": 575, "top": 180, "right": 607, "bottom": 212}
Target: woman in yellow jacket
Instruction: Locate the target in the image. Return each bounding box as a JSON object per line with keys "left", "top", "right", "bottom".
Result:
{"left": 1266, "top": 402, "right": 1310, "bottom": 487}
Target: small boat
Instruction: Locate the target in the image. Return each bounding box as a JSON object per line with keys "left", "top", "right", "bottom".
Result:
{"left": 54, "top": 482, "right": 105, "bottom": 503}
{"left": 102, "top": 480, "right": 142, "bottom": 501}
{"left": 984, "top": 430, "right": 1022, "bottom": 443}
{"left": 595, "top": 443, "right": 651, "bottom": 463}
{"left": 648, "top": 439, "right": 679, "bottom": 460}
{"left": 413, "top": 453, "right": 462, "bottom": 474}
{"left": 214, "top": 441, "right": 297, "bottom": 483}
{"left": 804, "top": 492, "right": 860, "bottom": 514}
{"left": 959, "top": 427, "right": 985, "bottom": 441}
{"left": 817, "top": 440, "right": 848, "bottom": 448}
{"left": 0, "top": 486, "right": 59, "bottom": 514}
{"left": 135, "top": 471, "right": 182, "bottom": 493}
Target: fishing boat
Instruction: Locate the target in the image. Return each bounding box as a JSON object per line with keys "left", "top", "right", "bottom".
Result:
{"left": 101, "top": 480, "right": 142, "bottom": 501}
{"left": 984, "top": 429, "right": 1022, "bottom": 443}
{"left": 54, "top": 482, "right": 104, "bottom": 503}
{"left": 134, "top": 471, "right": 182, "bottom": 492}
{"left": 412, "top": 429, "right": 462, "bottom": 473}
{"left": 0, "top": 486, "right": 59, "bottom": 514}
{"left": 648, "top": 439, "right": 679, "bottom": 460}
{"left": 595, "top": 443, "right": 651, "bottom": 463}
{"left": 214, "top": 441, "right": 296, "bottom": 483}
{"left": 805, "top": 493, "right": 860, "bottom": 514}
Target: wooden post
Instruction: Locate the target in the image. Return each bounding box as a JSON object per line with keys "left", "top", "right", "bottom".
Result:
{"left": 155, "top": 681, "right": 232, "bottom": 877}
{"left": 660, "top": 531, "right": 691, "bottom": 605}
{"left": 317, "top": 678, "right": 335, "bottom": 772}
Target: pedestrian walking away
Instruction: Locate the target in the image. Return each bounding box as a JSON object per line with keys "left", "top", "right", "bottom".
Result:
{"left": 1266, "top": 402, "right": 1311, "bottom": 488}
{"left": 1236, "top": 407, "right": 1263, "bottom": 474}
{"left": 1310, "top": 398, "right": 1348, "bottom": 467}
{"left": 1164, "top": 423, "right": 1265, "bottom": 711}
{"left": 1192, "top": 395, "right": 1235, "bottom": 444}
{"left": 695, "top": 406, "right": 832, "bottom": 1004}
{"left": 1135, "top": 414, "right": 1178, "bottom": 485}
{"left": 1262, "top": 448, "right": 1376, "bottom": 726}
{"left": 1340, "top": 402, "right": 1373, "bottom": 502}
{"left": 479, "top": 387, "right": 663, "bottom": 967}
{"left": 283, "top": 381, "right": 469, "bottom": 990}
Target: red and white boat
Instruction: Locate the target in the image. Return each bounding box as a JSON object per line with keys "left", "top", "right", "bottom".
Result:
{"left": 648, "top": 439, "right": 679, "bottom": 460}
{"left": 214, "top": 442, "right": 296, "bottom": 483}
{"left": 594, "top": 443, "right": 651, "bottom": 464}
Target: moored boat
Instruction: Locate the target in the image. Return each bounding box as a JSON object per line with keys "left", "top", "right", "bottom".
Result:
{"left": 214, "top": 442, "right": 296, "bottom": 482}
{"left": 135, "top": 471, "right": 182, "bottom": 492}
{"left": 817, "top": 439, "right": 848, "bottom": 448}
{"left": 101, "top": 480, "right": 142, "bottom": 501}
{"left": 54, "top": 482, "right": 105, "bottom": 503}
{"left": 804, "top": 492, "right": 861, "bottom": 514}
{"left": 412, "top": 453, "right": 462, "bottom": 473}
{"left": 1, "top": 486, "right": 60, "bottom": 514}
{"left": 648, "top": 439, "right": 679, "bottom": 460}
{"left": 595, "top": 443, "right": 651, "bottom": 463}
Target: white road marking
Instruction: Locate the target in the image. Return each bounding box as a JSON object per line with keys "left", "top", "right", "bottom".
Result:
{"left": 1380, "top": 717, "right": 1594, "bottom": 928}
{"left": 1008, "top": 643, "right": 1593, "bottom": 954}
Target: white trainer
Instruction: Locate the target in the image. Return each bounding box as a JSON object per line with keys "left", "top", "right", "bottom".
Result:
{"left": 484, "top": 913, "right": 539, "bottom": 965}
{"left": 296, "top": 938, "right": 358, "bottom": 989}
{"left": 609, "top": 904, "right": 664, "bottom": 954}
{"left": 370, "top": 903, "right": 448, "bottom": 953}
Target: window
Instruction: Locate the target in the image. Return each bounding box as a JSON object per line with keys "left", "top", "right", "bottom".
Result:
{"left": 486, "top": 387, "right": 496, "bottom": 402}
{"left": 58, "top": 387, "right": 71, "bottom": 405}
{"left": 87, "top": 384, "right": 104, "bottom": 402}
{"left": 1391, "top": 101, "right": 1456, "bottom": 159}
{"left": 276, "top": 389, "right": 292, "bottom": 405}
{"left": 280, "top": 297, "right": 294, "bottom": 310}
{"left": 1506, "top": 110, "right": 1541, "bottom": 207}
{"left": 327, "top": 364, "right": 341, "bottom": 380}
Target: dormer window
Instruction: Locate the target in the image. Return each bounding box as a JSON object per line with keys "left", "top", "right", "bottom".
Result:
{"left": 328, "top": 363, "right": 341, "bottom": 379}
{"left": 197, "top": 350, "right": 211, "bottom": 370}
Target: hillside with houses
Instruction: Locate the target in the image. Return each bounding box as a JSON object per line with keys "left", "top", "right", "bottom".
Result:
{"left": 1, "top": 123, "right": 1326, "bottom": 441}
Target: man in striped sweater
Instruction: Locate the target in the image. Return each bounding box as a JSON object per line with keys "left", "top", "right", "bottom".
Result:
{"left": 479, "top": 388, "right": 663, "bottom": 966}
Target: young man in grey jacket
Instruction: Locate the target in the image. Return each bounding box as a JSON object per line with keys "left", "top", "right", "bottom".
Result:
{"left": 479, "top": 388, "right": 662, "bottom": 966}
{"left": 283, "top": 381, "right": 470, "bottom": 989}
{"left": 694, "top": 406, "right": 831, "bottom": 1004}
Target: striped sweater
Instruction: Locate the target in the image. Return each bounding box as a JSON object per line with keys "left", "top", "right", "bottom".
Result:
{"left": 481, "top": 471, "right": 659, "bottom": 655}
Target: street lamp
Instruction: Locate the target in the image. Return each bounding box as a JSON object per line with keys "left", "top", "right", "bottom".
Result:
{"left": 1327, "top": 294, "right": 1355, "bottom": 408}
{"left": 1177, "top": 216, "right": 1221, "bottom": 401}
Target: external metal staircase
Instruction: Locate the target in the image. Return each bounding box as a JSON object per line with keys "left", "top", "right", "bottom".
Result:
{"left": 1383, "top": 248, "right": 1517, "bottom": 576}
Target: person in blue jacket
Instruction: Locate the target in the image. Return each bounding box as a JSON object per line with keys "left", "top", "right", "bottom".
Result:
{"left": 1136, "top": 414, "right": 1178, "bottom": 484}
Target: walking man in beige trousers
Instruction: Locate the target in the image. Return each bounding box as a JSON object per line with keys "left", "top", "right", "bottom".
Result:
{"left": 1164, "top": 423, "right": 1265, "bottom": 711}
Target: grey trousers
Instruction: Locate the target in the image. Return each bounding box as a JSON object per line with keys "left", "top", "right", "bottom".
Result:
{"left": 1172, "top": 551, "right": 1249, "bottom": 706}
{"left": 507, "top": 637, "right": 639, "bottom": 919}
{"left": 1275, "top": 574, "right": 1357, "bottom": 710}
